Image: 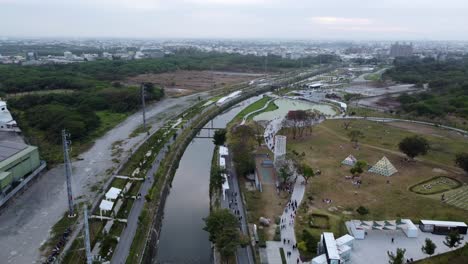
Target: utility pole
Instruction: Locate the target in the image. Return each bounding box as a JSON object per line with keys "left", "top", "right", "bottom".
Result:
{"left": 84, "top": 206, "right": 92, "bottom": 264}
{"left": 141, "top": 83, "right": 147, "bottom": 132}
{"left": 62, "top": 129, "right": 75, "bottom": 217}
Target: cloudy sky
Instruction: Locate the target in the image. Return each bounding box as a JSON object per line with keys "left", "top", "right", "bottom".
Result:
{"left": 1, "top": 0, "right": 467, "bottom": 40}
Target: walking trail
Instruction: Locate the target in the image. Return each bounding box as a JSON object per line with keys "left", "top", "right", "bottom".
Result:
{"left": 279, "top": 171, "right": 306, "bottom": 264}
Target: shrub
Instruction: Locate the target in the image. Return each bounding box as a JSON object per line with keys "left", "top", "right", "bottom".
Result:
{"left": 356, "top": 206, "right": 369, "bottom": 215}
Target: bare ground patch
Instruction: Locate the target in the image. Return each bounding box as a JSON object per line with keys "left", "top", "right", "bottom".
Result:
{"left": 125, "top": 70, "right": 262, "bottom": 97}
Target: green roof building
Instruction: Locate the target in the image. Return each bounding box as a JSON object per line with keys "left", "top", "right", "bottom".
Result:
{"left": 0, "top": 141, "right": 41, "bottom": 194}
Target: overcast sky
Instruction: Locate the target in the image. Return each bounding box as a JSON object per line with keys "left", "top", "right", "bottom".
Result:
{"left": 1, "top": 0, "right": 468, "bottom": 40}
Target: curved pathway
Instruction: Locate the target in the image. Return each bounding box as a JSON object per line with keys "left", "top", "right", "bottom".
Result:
{"left": 279, "top": 171, "right": 306, "bottom": 264}
{"left": 240, "top": 98, "right": 275, "bottom": 125}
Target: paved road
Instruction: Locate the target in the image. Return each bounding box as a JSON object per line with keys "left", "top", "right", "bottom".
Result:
{"left": 0, "top": 92, "right": 208, "bottom": 264}
{"left": 221, "top": 150, "right": 255, "bottom": 264}
{"left": 111, "top": 136, "right": 174, "bottom": 263}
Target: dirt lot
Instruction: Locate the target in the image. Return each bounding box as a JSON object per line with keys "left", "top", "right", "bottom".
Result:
{"left": 126, "top": 70, "right": 263, "bottom": 97}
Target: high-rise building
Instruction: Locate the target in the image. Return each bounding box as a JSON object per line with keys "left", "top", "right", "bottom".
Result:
{"left": 389, "top": 42, "right": 413, "bottom": 57}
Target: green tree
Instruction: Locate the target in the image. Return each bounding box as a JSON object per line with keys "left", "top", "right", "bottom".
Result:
{"left": 203, "top": 209, "right": 241, "bottom": 262}
{"left": 444, "top": 231, "right": 463, "bottom": 248}
{"left": 301, "top": 164, "right": 315, "bottom": 184}
{"left": 350, "top": 160, "right": 367, "bottom": 177}
{"left": 279, "top": 165, "right": 290, "bottom": 184}
{"left": 213, "top": 129, "right": 227, "bottom": 146}
{"left": 387, "top": 248, "right": 406, "bottom": 264}
{"left": 455, "top": 152, "right": 468, "bottom": 174}
{"left": 210, "top": 165, "right": 226, "bottom": 195}
{"left": 398, "top": 136, "right": 430, "bottom": 160}
{"left": 348, "top": 130, "right": 364, "bottom": 148}
{"left": 421, "top": 238, "right": 437, "bottom": 256}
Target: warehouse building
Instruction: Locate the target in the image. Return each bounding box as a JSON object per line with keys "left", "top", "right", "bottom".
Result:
{"left": 0, "top": 141, "right": 43, "bottom": 199}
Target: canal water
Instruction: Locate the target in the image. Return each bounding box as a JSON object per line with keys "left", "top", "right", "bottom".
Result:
{"left": 156, "top": 96, "right": 262, "bottom": 264}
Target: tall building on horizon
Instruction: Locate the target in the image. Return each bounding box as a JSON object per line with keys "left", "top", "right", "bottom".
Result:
{"left": 389, "top": 42, "right": 413, "bottom": 57}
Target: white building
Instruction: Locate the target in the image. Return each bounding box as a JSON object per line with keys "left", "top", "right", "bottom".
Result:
{"left": 64, "top": 51, "right": 73, "bottom": 60}
{"left": 216, "top": 91, "right": 242, "bottom": 106}
{"left": 313, "top": 232, "right": 354, "bottom": 264}
{"left": 274, "top": 135, "right": 286, "bottom": 163}
{"left": 0, "top": 101, "right": 18, "bottom": 132}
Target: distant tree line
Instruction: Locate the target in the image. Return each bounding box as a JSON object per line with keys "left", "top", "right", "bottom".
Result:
{"left": 383, "top": 56, "right": 468, "bottom": 118}
{"left": 0, "top": 52, "right": 340, "bottom": 94}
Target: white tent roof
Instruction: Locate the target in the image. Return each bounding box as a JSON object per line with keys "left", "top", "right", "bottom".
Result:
{"left": 99, "top": 200, "right": 114, "bottom": 211}
{"left": 106, "top": 187, "right": 122, "bottom": 200}
{"left": 341, "top": 154, "right": 357, "bottom": 166}
{"left": 368, "top": 156, "right": 398, "bottom": 177}
{"left": 219, "top": 157, "right": 226, "bottom": 168}
{"left": 219, "top": 146, "right": 229, "bottom": 156}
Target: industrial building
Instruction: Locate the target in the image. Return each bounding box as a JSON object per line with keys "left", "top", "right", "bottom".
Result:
{"left": 0, "top": 141, "right": 42, "bottom": 197}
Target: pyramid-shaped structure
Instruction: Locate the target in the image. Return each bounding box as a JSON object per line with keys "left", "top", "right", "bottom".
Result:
{"left": 341, "top": 154, "right": 357, "bottom": 166}
{"left": 368, "top": 156, "right": 397, "bottom": 177}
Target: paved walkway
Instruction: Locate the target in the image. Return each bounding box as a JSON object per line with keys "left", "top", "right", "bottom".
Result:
{"left": 221, "top": 149, "right": 255, "bottom": 264}
{"left": 278, "top": 170, "right": 306, "bottom": 264}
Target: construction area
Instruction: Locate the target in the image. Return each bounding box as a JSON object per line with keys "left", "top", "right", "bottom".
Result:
{"left": 126, "top": 70, "right": 263, "bottom": 97}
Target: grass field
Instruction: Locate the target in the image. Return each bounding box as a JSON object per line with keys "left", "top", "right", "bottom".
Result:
{"left": 232, "top": 96, "right": 270, "bottom": 122}
{"left": 286, "top": 119, "right": 468, "bottom": 259}
{"left": 322, "top": 119, "right": 468, "bottom": 166}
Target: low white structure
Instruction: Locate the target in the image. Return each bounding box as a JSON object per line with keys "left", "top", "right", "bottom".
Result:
{"left": 219, "top": 157, "right": 226, "bottom": 169}
{"left": 219, "top": 146, "right": 229, "bottom": 157}
{"left": 336, "top": 234, "right": 355, "bottom": 249}
{"left": 105, "top": 187, "right": 122, "bottom": 201}
{"left": 348, "top": 219, "right": 419, "bottom": 239}
{"left": 273, "top": 135, "right": 286, "bottom": 163}
{"left": 341, "top": 155, "right": 357, "bottom": 166}
{"left": 221, "top": 173, "right": 230, "bottom": 200}
{"left": 314, "top": 232, "right": 350, "bottom": 264}
{"left": 0, "top": 101, "right": 18, "bottom": 132}
{"left": 99, "top": 199, "right": 114, "bottom": 217}
{"left": 216, "top": 91, "right": 242, "bottom": 106}
{"left": 402, "top": 219, "right": 419, "bottom": 238}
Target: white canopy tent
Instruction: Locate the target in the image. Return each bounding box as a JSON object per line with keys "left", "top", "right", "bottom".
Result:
{"left": 350, "top": 219, "right": 418, "bottom": 238}
{"left": 219, "top": 157, "right": 226, "bottom": 169}
{"left": 99, "top": 200, "right": 114, "bottom": 218}
{"left": 368, "top": 156, "right": 398, "bottom": 176}
{"left": 219, "top": 146, "right": 229, "bottom": 157}
{"left": 221, "top": 173, "right": 230, "bottom": 200}
{"left": 105, "top": 187, "right": 122, "bottom": 201}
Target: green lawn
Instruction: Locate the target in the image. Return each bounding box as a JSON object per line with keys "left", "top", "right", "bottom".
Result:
{"left": 232, "top": 96, "right": 271, "bottom": 122}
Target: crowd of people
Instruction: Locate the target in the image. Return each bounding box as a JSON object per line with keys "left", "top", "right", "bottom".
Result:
{"left": 281, "top": 199, "right": 302, "bottom": 264}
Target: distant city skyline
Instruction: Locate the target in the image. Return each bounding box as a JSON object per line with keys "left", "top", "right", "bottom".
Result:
{"left": 1, "top": 0, "right": 468, "bottom": 40}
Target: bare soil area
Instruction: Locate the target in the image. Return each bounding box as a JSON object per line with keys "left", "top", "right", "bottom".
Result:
{"left": 126, "top": 70, "right": 262, "bottom": 97}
